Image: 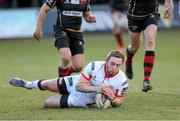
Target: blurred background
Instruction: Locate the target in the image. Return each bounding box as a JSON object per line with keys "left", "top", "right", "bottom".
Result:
{"left": 0, "top": 0, "right": 180, "bottom": 39}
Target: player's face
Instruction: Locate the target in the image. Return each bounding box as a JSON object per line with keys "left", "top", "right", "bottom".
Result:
{"left": 106, "top": 57, "right": 123, "bottom": 76}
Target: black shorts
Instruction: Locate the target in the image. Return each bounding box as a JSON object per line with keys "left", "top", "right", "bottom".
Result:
{"left": 128, "top": 13, "right": 160, "bottom": 32}
{"left": 111, "top": 5, "right": 127, "bottom": 13}
{"left": 57, "top": 78, "right": 69, "bottom": 108}
{"left": 54, "top": 26, "right": 84, "bottom": 56}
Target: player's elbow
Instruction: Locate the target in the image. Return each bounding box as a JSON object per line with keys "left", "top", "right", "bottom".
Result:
{"left": 75, "top": 83, "right": 81, "bottom": 91}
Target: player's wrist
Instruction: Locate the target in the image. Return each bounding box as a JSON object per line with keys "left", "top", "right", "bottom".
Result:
{"left": 94, "top": 87, "right": 101, "bottom": 93}
{"left": 110, "top": 97, "right": 116, "bottom": 103}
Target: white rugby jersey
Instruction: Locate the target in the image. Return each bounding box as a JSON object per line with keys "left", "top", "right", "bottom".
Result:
{"left": 82, "top": 61, "right": 128, "bottom": 98}
{"left": 64, "top": 61, "right": 128, "bottom": 107}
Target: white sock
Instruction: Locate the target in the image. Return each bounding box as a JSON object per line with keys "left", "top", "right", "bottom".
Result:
{"left": 24, "top": 80, "right": 39, "bottom": 89}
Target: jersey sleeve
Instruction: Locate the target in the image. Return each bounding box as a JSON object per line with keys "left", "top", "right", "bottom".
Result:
{"left": 81, "top": 62, "right": 94, "bottom": 81}
{"left": 45, "top": 0, "right": 57, "bottom": 8}
{"left": 115, "top": 74, "right": 128, "bottom": 99}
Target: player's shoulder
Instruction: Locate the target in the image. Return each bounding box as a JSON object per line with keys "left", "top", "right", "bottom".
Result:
{"left": 86, "top": 61, "right": 105, "bottom": 70}
{"left": 87, "top": 61, "right": 105, "bottom": 66}
{"left": 93, "top": 61, "right": 105, "bottom": 65}
{"left": 92, "top": 61, "right": 105, "bottom": 68}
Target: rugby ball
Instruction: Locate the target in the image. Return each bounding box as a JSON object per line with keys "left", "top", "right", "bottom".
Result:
{"left": 95, "top": 93, "right": 112, "bottom": 109}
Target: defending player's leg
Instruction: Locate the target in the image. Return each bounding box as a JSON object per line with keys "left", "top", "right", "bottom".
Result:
{"left": 125, "top": 31, "right": 142, "bottom": 79}
{"left": 142, "top": 24, "right": 157, "bottom": 92}
{"left": 142, "top": 51, "right": 155, "bottom": 92}
{"left": 125, "top": 47, "right": 134, "bottom": 79}
{"left": 115, "top": 32, "right": 125, "bottom": 53}
{"left": 58, "top": 48, "right": 72, "bottom": 77}
{"left": 112, "top": 11, "right": 125, "bottom": 53}
{"left": 142, "top": 80, "right": 153, "bottom": 92}
{"left": 71, "top": 54, "right": 84, "bottom": 73}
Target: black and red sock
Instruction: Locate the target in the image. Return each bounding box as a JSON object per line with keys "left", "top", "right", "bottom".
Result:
{"left": 58, "top": 66, "right": 73, "bottom": 77}
{"left": 144, "top": 51, "right": 155, "bottom": 81}
{"left": 115, "top": 33, "right": 124, "bottom": 48}
{"left": 126, "top": 48, "right": 135, "bottom": 65}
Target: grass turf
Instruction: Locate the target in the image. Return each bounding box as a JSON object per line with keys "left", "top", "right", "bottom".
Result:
{"left": 0, "top": 30, "right": 180, "bottom": 120}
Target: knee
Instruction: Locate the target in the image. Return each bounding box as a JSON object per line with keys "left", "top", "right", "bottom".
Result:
{"left": 131, "top": 47, "right": 139, "bottom": 53}
{"left": 128, "top": 45, "right": 139, "bottom": 54}
{"left": 73, "top": 65, "right": 83, "bottom": 72}
{"left": 61, "top": 55, "right": 71, "bottom": 66}
{"left": 40, "top": 81, "right": 49, "bottom": 90}
{"left": 44, "top": 99, "right": 51, "bottom": 108}
{"left": 59, "top": 50, "right": 71, "bottom": 66}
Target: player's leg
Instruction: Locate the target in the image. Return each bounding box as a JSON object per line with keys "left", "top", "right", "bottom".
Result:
{"left": 71, "top": 54, "right": 84, "bottom": 73}
{"left": 142, "top": 25, "right": 157, "bottom": 92}
{"left": 44, "top": 94, "right": 69, "bottom": 108}
{"left": 58, "top": 47, "right": 73, "bottom": 77}
{"left": 125, "top": 31, "right": 142, "bottom": 79}
{"left": 54, "top": 27, "right": 73, "bottom": 77}
{"left": 9, "top": 77, "right": 73, "bottom": 94}
{"left": 142, "top": 14, "right": 159, "bottom": 92}
{"left": 112, "top": 11, "right": 125, "bottom": 52}
{"left": 69, "top": 32, "right": 85, "bottom": 73}
{"left": 9, "top": 78, "right": 60, "bottom": 93}
{"left": 126, "top": 18, "right": 144, "bottom": 79}
{"left": 44, "top": 76, "right": 75, "bottom": 108}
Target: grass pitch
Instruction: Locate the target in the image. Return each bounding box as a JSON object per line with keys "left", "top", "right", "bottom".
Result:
{"left": 0, "top": 30, "right": 180, "bottom": 120}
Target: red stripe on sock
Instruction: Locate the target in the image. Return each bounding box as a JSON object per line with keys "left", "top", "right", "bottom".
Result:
{"left": 144, "top": 56, "right": 155, "bottom": 63}
{"left": 144, "top": 54, "right": 155, "bottom": 81}
{"left": 144, "top": 76, "right": 150, "bottom": 80}
{"left": 144, "top": 67, "right": 153, "bottom": 72}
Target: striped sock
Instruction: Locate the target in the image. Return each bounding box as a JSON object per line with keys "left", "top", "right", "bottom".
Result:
{"left": 144, "top": 51, "right": 155, "bottom": 81}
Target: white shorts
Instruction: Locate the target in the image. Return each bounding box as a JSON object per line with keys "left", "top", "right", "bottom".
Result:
{"left": 62, "top": 75, "right": 96, "bottom": 108}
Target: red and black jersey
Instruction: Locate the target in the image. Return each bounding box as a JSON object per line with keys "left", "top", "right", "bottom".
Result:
{"left": 127, "top": 0, "right": 159, "bottom": 18}
{"left": 46, "top": 0, "right": 90, "bottom": 30}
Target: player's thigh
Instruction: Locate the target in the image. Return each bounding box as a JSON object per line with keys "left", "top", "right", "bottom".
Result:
{"left": 144, "top": 24, "right": 157, "bottom": 42}
{"left": 44, "top": 93, "right": 70, "bottom": 108}
{"left": 41, "top": 78, "right": 59, "bottom": 93}
{"left": 144, "top": 25, "right": 157, "bottom": 50}
{"left": 44, "top": 94, "right": 61, "bottom": 108}
{"left": 144, "top": 14, "right": 159, "bottom": 43}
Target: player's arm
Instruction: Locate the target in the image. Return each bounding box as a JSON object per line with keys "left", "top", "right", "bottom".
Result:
{"left": 76, "top": 75, "right": 101, "bottom": 93}
{"left": 83, "top": 1, "right": 96, "bottom": 23}
{"left": 34, "top": 3, "right": 52, "bottom": 42}
{"left": 101, "top": 85, "right": 123, "bottom": 107}
{"left": 83, "top": 11, "right": 96, "bottom": 23}
{"left": 76, "top": 62, "right": 100, "bottom": 93}
{"left": 163, "top": 0, "right": 174, "bottom": 19}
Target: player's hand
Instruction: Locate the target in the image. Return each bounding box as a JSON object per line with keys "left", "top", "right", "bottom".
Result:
{"left": 163, "top": 1, "right": 174, "bottom": 19}
{"left": 101, "top": 85, "right": 115, "bottom": 100}
{"left": 86, "top": 15, "right": 96, "bottom": 23}
{"left": 33, "top": 28, "right": 42, "bottom": 42}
